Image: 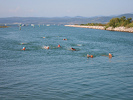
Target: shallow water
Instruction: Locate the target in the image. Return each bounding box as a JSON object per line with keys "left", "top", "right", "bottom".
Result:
{"left": 0, "top": 25, "right": 133, "bottom": 100}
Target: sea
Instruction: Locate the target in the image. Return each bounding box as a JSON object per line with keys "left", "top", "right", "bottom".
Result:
{"left": 0, "top": 25, "right": 133, "bottom": 100}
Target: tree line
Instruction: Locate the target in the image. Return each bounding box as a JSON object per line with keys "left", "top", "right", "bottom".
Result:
{"left": 80, "top": 16, "right": 133, "bottom": 28}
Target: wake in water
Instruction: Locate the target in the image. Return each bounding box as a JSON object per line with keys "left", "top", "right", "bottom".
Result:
{"left": 77, "top": 44, "right": 83, "bottom": 46}
{"left": 43, "top": 46, "right": 50, "bottom": 49}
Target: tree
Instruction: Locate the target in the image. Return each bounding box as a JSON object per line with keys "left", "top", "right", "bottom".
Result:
{"left": 120, "top": 16, "right": 126, "bottom": 22}
{"left": 108, "top": 16, "right": 132, "bottom": 28}
{"left": 109, "top": 18, "right": 116, "bottom": 28}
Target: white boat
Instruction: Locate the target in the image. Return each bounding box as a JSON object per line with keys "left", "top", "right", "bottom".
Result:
{"left": 31, "top": 24, "right": 35, "bottom": 27}
{"left": 46, "top": 24, "right": 50, "bottom": 26}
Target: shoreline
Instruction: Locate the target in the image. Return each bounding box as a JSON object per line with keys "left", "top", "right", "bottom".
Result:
{"left": 65, "top": 25, "right": 133, "bottom": 33}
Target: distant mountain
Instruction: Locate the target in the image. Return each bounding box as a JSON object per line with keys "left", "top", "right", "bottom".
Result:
{"left": 117, "top": 13, "right": 133, "bottom": 18}
{"left": 0, "top": 13, "right": 133, "bottom": 25}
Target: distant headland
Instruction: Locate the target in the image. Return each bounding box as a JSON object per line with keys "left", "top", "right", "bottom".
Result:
{"left": 65, "top": 16, "right": 133, "bottom": 33}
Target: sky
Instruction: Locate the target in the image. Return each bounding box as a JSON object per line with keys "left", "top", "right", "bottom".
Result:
{"left": 0, "top": 0, "right": 133, "bottom": 18}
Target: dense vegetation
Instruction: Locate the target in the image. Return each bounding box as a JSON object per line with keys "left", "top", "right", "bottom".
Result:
{"left": 107, "top": 16, "right": 132, "bottom": 28}
{"left": 81, "top": 23, "right": 106, "bottom": 26}
{"left": 81, "top": 16, "right": 133, "bottom": 28}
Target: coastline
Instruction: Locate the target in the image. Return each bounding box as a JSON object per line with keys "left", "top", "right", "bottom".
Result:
{"left": 65, "top": 25, "right": 133, "bottom": 33}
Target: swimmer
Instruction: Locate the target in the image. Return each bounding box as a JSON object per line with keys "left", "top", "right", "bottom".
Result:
{"left": 44, "top": 46, "right": 49, "bottom": 49}
{"left": 87, "top": 54, "right": 90, "bottom": 58}
{"left": 20, "top": 43, "right": 24, "bottom": 45}
{"left": 109, "top": 53, "right": 112, "bottom": 58}
{"left": 71, "top": 48, "right": 76, "bottom": 51}
{"left": 20, "top": 43, "right": 27, "bottom": 45}
{"left": 87, "top": 54, "right": 93, "bottom": 58}
{"left": 43, "top": 37, "right": 45, "bottom": 38}
{"left": 102, "top": 53, "right": 113, "bottom": 58}
{"left": 63, "top": 39, "right": 67, "bottom": 40}
{"left": 21, "top": 47, "right": 26, "bottom": 50}
{"left": 58, "top": 45, "right": 61, "bottom": 48}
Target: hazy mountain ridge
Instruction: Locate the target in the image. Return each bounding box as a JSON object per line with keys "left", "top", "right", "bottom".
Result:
{"left": 0, "top": 13, "right": 133, "bottom": 25}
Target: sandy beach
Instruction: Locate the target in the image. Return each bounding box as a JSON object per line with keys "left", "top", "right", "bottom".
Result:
{"left": 65, "top": 25, "right": 133, "bottom": 33}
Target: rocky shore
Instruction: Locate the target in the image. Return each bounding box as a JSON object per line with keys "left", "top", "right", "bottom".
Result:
{"left": 65, "top": 25, "right": 133, "bottom": 33}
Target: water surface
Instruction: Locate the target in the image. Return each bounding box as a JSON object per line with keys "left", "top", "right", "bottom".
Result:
{"left": 0, "top": 25, "right": 133, "bottom": 100}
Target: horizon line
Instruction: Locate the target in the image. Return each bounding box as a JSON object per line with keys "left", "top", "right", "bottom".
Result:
{"left": 0, "top": 13, "right": 133, "bottom": 18}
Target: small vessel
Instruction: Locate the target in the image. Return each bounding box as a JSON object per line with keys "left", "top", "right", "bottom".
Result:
{"left": 31, "top": 24, "right": 35, "bottom": 28}
{"left": 46, "top": 24, "right": 50, "bottom": 26}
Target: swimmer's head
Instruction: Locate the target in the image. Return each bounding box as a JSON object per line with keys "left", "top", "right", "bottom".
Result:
{"left": 71, "top": 48, "right": 74, "bottom": 50}
{"left": 109, "top": 53, "right": 112, "bottom": 56}
{"left": 90, "top": 55, "right": 93, "bottom": 58}
{"left": 71, "top": 48, "right": 76, "bottom": 51}
{"left": 58, "top": 45, "right": 61, "bottom": 47}
{"left": 21, "top": 43, "right": 24, "bottom": 45}
{"left": 109, "top": 53, "right": 112, "bottom": 58}
{"left": 109, "top": 53, "right": 111, "bottom": 56}
{"left": 87, "top": 54, "right": 90, "bottom": 57}
{"left": 22, "top": 47, "right": 26, "bottom": 50}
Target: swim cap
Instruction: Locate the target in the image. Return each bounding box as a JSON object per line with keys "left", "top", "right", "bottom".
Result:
{"left": 91, "top": 55, "right": 93, "bottom": 58}
{"left": 58, "top": 45, "right": 61, "bottom": 47}
{"left": 22, "top": 47, "right": 26, "bottom": 50}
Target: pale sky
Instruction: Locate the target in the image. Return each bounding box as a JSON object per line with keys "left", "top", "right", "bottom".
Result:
{"left": 0, "top": 0, "right": 133, "bottom": 18}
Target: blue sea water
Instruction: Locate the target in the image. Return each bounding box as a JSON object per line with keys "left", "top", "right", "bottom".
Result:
{"left": 0, "top": 25, "right": 133, "bottom": 100}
